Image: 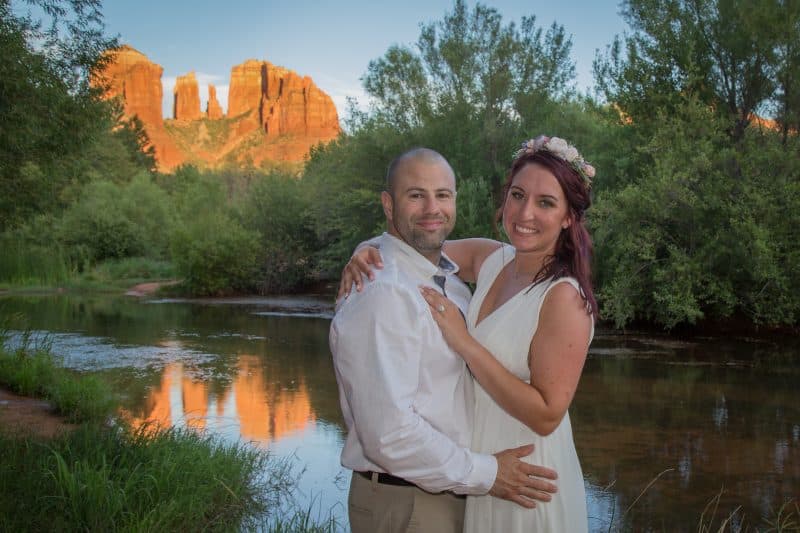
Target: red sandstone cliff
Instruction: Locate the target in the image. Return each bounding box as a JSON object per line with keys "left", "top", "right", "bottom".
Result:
{"left": 207, "top": 85, "right": 223, "bottom": 119}
{"left": 93, "top": 46, "right": 184, "bottom": 169}
{"left": 173, "top": 72, "right": 201, "bottom": 121}
{"left": 93, "top": 47, "right": 340, "bottom": 170}
{"left": 228, "top": 59, "right": 340, "bottom": 141}
{"left": 94, "top": 45, "right": 163, "bottom": 125}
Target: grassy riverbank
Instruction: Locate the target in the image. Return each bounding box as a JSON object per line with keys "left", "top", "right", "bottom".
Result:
{"left": 0, "top": 338, "right": 337, "bottom": 532}
{"left": 0, "top": 253, "right": 177, "bottom": 294}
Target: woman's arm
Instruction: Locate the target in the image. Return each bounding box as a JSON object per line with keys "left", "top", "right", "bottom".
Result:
{"left": 338, "top": 237, "right": 501, "bottom": 298}
{"left": 441, "top": 238, "right": 501, "bottom": 284}
{"left": 419, "top": 283, "right": 591, "bottom": 435}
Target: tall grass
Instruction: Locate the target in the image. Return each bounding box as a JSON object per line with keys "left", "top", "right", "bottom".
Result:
{"left": 0, "top": 338, "right": 116, "bottom": 424}
{"left": 0, "top": 336, "right": 339, "bottom": 531}
{"left": 0, "top": 424, "right": 284, "bottom": 531}
{"left": 598, "top": 471, "right": 799, "bottom": 532}
{"left": 0, "top": 235, "right": 74, "bottom": 287}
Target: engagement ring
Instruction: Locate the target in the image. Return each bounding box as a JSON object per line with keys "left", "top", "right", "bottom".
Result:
{"left": 437, "top": 304, "right": 446, "bottom": 314}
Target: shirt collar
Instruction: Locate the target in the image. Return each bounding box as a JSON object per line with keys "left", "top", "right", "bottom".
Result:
{"left": 380, "top": 232, "right": 461, "bottom": 279}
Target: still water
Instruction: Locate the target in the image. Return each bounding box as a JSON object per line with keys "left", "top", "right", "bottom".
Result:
{"left": 1, "top": 293, "right": 798, "bottom": 531}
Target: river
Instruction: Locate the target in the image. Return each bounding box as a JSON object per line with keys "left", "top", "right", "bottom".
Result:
{"left": 1, "top": 293, "right": 797, "bottom": 531}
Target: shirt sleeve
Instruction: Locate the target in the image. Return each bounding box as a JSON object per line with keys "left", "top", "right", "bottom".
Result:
{"left": 332, "top": 282, "right": 496, "bottom": 494}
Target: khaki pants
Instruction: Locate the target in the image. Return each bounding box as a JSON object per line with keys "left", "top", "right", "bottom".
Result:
{"left": 348, "top": 471, "right": 466, "bottom": 533}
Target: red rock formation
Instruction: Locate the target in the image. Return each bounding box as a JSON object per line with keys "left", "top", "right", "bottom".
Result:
{"left": 173, "top": 72, "right": 201, "bottom": 121}
{"left": 93, "top": 48, "right": 340, "bottom": 170}
{"left": 206, "top": 84, "right": 223, "bottom": 119}
{"left": 228, "top": 59, "right": 340, "bottom": 141}
{"left": 94, "top": 45, "right": 164, "bottom": 126}
{"left": 92, "top": 45, "right": 183, "bottom": 170}
{"left": 227, "top": 59, "right": 265, "bottom": 118}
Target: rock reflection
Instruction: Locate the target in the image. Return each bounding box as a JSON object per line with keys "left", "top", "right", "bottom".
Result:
{"left": 122, "top": 355, "right": 316, "bottom": 443}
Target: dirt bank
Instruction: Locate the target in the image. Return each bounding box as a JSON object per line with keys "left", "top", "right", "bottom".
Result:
{"left": 0, "top": 388, "right": 76, "bottom": 439}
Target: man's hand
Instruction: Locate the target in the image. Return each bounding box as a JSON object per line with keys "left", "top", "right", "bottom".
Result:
{"left": 489, "top": 444, "right": 558, "bottom": 508}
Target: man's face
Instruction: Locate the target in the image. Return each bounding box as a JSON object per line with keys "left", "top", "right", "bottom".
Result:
{"left": 381, "top": 157, "right": 457, "bottom": 263}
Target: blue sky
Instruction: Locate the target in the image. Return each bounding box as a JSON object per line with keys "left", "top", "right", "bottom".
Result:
{"left": 101, "top": 0, "right": 628, "bottom": 120}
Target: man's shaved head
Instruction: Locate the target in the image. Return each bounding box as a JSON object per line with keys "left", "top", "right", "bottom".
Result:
{"left": 385, "top": 148, "right": 453, "bottom": 196}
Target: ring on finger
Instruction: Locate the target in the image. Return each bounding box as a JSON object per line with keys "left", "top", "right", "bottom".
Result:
{"left": 436, "top": 304, "right": 446, "bottom": 314}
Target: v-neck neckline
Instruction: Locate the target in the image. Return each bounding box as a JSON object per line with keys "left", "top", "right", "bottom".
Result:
{"left": 473, "top": 251, "right": 534, "bottom": 329}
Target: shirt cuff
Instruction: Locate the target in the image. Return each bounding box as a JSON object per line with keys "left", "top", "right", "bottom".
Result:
{"left": 455, "top": 453, "right": 498, "bottom": 495}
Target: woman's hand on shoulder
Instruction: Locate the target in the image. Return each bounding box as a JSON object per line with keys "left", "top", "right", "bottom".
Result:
{"left": 337, "top": 246, "right": 384, "bottom": 300}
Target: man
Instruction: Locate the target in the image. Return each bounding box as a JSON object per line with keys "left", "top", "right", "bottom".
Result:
{"left": 330, "top": 148, "right": 558, "bottom": 533}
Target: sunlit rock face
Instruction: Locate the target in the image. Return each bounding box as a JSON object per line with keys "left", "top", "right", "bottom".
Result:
{"left": 173, "top": 72, "right": 201, "bottom": 121}
{"left": 206, "top": 84, "right": 223, "bottom": 119}
{"left": 93, "top": 47, "right": 340, "bottom": 171}
{"left": 228, "top": 59, "right": 340, "bottom": 141}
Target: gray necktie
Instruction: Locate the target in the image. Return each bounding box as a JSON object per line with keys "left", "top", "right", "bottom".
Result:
{"left": 432, "top": 274, "right": 447, "bottom": 297}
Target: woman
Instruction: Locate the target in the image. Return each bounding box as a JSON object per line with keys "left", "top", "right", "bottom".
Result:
{"left": 341, "top": 136, "right": 596, "bottom": 532}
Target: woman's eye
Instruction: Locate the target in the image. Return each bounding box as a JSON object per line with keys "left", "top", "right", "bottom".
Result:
{"left": 511, "top": 191, "right": 524, "bottom": 200}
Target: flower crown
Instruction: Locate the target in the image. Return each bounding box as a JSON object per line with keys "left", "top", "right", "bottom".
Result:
{"left": 513, "top": 135, "right": 595, "bottom": 189}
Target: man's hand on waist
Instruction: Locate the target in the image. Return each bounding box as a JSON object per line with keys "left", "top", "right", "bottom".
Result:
{"left": 489, "top": 444, "right": 558, "bottom": 508}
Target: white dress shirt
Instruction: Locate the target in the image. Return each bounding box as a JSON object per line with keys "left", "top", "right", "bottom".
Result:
{"left": 330, "top": 233, "right": 497, "bottom": 495}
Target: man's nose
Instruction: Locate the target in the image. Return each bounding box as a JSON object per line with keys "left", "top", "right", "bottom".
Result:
{"left": 423, "top": 196, "right": 441, "bottom": 214}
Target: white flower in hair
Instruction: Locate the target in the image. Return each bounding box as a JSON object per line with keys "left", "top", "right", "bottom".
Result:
{"left": 513, "top": 135, "right": 595, "bottom": 190}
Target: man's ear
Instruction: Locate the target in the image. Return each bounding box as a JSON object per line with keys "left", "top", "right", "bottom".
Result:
{"left": 381, "top": 191, "right": 393, "bottom": 220}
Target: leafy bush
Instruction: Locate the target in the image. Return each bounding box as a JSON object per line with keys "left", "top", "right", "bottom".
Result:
{"left": 171, "top": 211, "right": 259, "bottom": 296}
{"left": 242, "top": 173, "right": 320, "bottom": 293}
{"left": 58, "top": 174, "right": 174, "bottom": 262}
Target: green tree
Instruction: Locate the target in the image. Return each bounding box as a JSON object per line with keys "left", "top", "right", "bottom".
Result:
{"left": 363, "top": 0, "right": 576, "bottom": 182}
{"left": 0, "top": 0, "right": 117, "bottom": 230}
{"left": 592, "top": 97, "right": 800, "bottom": 328}
{"left": 58, "top": 174, "right": 174, "bottom": 262}
{"left": 241, "top": 172, "right": 320, "bottom": 293}
{"left": 594, "top": 0, "right": 800, "bottom": 143}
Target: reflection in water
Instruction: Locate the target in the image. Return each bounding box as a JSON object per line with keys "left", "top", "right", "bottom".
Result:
{"left": 233, "top": 355, "right": 315, "bottom": 444}
{"left": 2, "top": 294, "right": 798, "bottom": 531}
{"left": 123, "top": 355, "right": 316, "bottom": 444}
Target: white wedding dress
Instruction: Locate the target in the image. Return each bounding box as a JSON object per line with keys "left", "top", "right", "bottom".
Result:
{"left": 464, "top": 245, "right": 590, "bottom": 533}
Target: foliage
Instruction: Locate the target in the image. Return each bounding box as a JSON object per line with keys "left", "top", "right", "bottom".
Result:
{"left": 363, "top": 0, "right": 576, "bottom": 183}
{"left": 592, "top": 98, "right": 800, "bottom": 328}
{"left": 0, "top": 343, "right": 116, "bottom": 424}
{"left": 594, "top": 0, "right": 800, "bottom": 143}
{"left": 450, "top": 175, "right": 497, "bottom": 240}
{"left": 0, "top": 0, "right": 118, "bottom": 231}
{"left": 0, "top": 229, "right": 74, "bottom": 286}
{"left": 0, "top": 422, "right": 278, "bottom": 531}
{"left": 58, "top": 173, "right": 174, "bottom": 262}
{"left": 169, "top": 175, "right": 259, "bottom": 295}
{"left": 241, "top": 172, "right": 320, "bottom": 293}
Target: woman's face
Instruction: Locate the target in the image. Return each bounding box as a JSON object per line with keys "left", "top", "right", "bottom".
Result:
{"left": 502, "top": 162, "right": 571, "bottom": 256}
